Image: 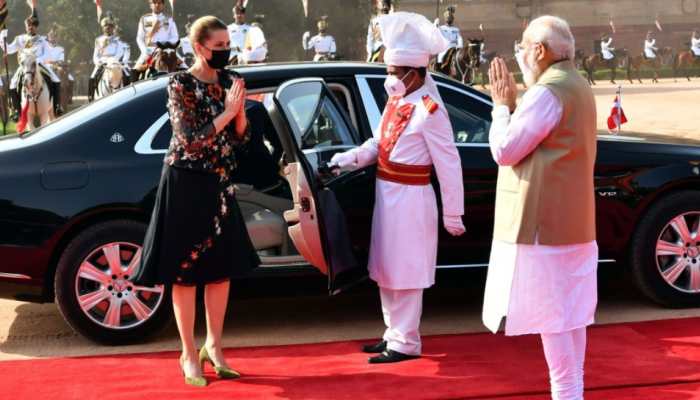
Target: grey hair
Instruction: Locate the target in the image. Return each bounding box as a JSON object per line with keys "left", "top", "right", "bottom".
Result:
{"left": 524, "top": 15, "right": 575, "bottom": 60}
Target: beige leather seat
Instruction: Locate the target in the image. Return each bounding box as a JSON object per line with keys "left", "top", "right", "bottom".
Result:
{"left": 235, "top": 183, "right": 293, "bottom": 253}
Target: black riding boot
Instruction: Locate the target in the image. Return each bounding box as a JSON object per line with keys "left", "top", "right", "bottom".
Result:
{"left": 88, "top": 78, "right": 95, "bottom": 102}
{"left": 52, "top": 83, "right": 64, "bottom": 116}
{"left": 9, "top": 88, "right": 20, "bottom": 122}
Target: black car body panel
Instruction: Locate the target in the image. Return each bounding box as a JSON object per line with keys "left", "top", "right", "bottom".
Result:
{"left": 1, "top": 62, "right": 699, "bottom": 302}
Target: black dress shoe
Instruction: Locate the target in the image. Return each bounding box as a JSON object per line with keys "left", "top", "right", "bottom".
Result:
{"left": 368, "top": 350, "right": 420, "bottom": 364}
{"left": 362, "top": 340, "right": 387, "bottom": 353}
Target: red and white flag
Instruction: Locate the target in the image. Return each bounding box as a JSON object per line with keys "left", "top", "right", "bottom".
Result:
{"left": 607, "top": 95, "right": 628, "bottom": 133}
{"left": 26, "top": 0, "right": 36, "bottom": 10}
{"left": 169, "top": 0, "right": 174, "bottom": 14}
{"left": 94, "top": 0, "right": 102, "bottom": 22}
{"left": 609, "top": 17, "right": 616, "bottom": 34}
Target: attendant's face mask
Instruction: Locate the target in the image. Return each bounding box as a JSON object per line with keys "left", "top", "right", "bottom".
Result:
{"left": 384, "top": 69, "right": 416, "bottom": 97}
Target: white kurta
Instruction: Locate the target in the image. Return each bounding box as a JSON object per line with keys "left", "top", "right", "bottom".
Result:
{"left": 347, "top": 84, "right": 464, "bottom": 290}
{"left": 601, "top": 38, "right": 615, "bottom": 60}
{"left": 366, "top": 17, "right": 383, "bottom": 58}
{"left": 644, "top": 39, "right": 657, "bottom": 58}
{"left": 482, "top": 85, "right": 599, "bottom": 336}
{"left": 691, "top": 37, "right": 700, "bottom": 56}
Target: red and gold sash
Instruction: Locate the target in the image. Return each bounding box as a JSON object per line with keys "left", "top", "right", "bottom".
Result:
{"left": 376, "top": 97, "right": 432, "bottom": 186}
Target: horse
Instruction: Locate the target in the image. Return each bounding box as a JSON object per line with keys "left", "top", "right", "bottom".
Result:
{"left": 582, "top": 49, "right": 627, "bottom": 85}
{"left": 95, "top": 58, "right": 125, "bottom": 100}
{"left": 135, "top": 41, "right": 183, "bottom": 81}
{"left": 452, "top": 39, "right": 483, "bottom": 86}
{"left": 674, "top": 49, "right": 700, "bottom": 82}
{"left": 430, "top": 47, "right": 458, "bottom": 77}
{"left": 626, "top": 46, "right": 674, "bottom": 84}
{"left": 51, "top": 61, "right": 73, "bottom": 110}
{"left": 17, "top": 50, "right": 54, "bottom": 132}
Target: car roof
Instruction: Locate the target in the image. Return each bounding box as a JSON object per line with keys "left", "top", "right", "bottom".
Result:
{"left": 133, "top": 62, "right": 491, "bottom": 102}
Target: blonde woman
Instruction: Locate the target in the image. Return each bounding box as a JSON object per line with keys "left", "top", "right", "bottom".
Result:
{"left": 134, "top": 16, "right": 259, "bottom": 387}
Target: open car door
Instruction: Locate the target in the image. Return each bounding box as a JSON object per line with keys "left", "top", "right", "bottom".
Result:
{"left": 269, "top": 78, "right": 375, "bottom": 294}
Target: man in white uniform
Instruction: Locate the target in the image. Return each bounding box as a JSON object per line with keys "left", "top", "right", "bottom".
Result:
{"left": 330, "top": 11, "right": 465, "bottom": 364}
{"left": 44, "top": 27, "right": 73, "bottom": 112}
{"left": 600, "top": 33, "right": 615, "bottom": 61}
{"left": 302, "top": 17, "right": 337, "bottom": 62}
{"left": 691, "top": 30, "right": 700, "bottom": 58}
{"left": 228, "top": 2, "right": 268, "bottom": 65}
{"left": 484, "top": 16, "right": 598, "bottom": 400}
{"left": 1, "top": 14, "right": 62, "bottom": 119}
{"left": 366, "top": 0, "right": 392, "bottom": 62}
{"left": 437, "top": 6, "right": 463, "bottom": 65}
{"left": 135, "top": 0, "right": 179, "bottom": 69}
{"left": 89, "top": 14, "right": 131, "bottom": 101}
{"left": 178, "top": 15, "right": 195, "bottom": 67}
{"left": 644, "top": 31, "right": 658, "bottom": 59}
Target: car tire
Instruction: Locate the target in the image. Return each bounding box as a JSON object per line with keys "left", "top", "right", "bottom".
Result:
{"left": 630, "top": 190, "right": 700, "bottom": 308}
{"left": 54, "top": 219, "right": 172, "bottom": 345}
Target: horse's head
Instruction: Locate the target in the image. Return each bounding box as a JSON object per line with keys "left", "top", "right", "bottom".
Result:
{"left": 153, "top": 41, "right": 182, "bottom": 73}
{"left": 103, "top": 58, "right": 124, "bottom": 89}
{"left": 465, "top": 39, "right": 483, "bottom": 67}
{"left": 19, "top": 50, "right": 38, "bottom": 77}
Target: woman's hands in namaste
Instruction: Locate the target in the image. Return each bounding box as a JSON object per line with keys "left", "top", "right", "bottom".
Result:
{"left": 225, "top": 78, "right": 247, "bottom": 118}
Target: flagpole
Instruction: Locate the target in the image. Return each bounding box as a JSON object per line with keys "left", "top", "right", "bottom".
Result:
{"left": 617, "top": 85, "right": 622, "bottom": 135}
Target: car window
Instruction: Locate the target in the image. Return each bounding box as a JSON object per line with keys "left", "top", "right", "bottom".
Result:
{"left": 366, "top": 77, "right": 492, "bottom": 144}
{"left": 300, "top": 96, "right": 355, "bottom": 150}
{"left": 438, "top": 86, "right": 492, "bottom": 144}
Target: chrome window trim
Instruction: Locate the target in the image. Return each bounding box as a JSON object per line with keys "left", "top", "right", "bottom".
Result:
{"left": 327, "top": 82, "right": 359, "bottom": 131}
{"left": 0, "top": 272, "right": 32, "bottom": 280}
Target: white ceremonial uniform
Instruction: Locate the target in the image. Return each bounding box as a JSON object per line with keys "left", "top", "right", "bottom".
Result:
{"left": 92, "top": 35, "right": 131, "bottom": 77}
{"left": 482, "top": 86, "right": 599, "bottom": 336}
{"left": 437, "top": 24, "right": 463, "bottom": 63}
{"left": 303, "top": 34, "right": 336, "bottom": 62}
{"left": 366, "top": 17, "right": 383, "bottom": 61}
{"left": 345, "top": 85, "right": 464, "bottom": 354}
{"left": 644, "top": 39, "right": 657, "bottom": 59}
{"left": 240, "top": 25, "right": 268, "bottom": 64}
{"left": 691, "top": 37, "right": 700, "bottom": 56}
{"left": 228, "top": 22, "right": 251, "bottom": 63}
{"left": 1, "top": 33, "right": 60, "bottom": 89}
{"left": 45, "top": 42, "right": 74, "bottom": 81}
{"left": 601, "top": 38, "right": 615, "bottom": 60}
{"left": 178, "top": 36, "right": 193, "bottom": 58}
{"left": 136, "top": 12, "right": 179, "bottom": 65}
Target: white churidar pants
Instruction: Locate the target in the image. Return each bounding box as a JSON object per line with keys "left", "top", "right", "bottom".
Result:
{"left": 540, "top": 327, "right": 587, "bottom": 400}
{"left": 380, "top": 287, "right": 424, "bottom": 356}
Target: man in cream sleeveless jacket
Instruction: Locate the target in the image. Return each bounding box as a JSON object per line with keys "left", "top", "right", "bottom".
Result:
{"left": 483, "top": 16, "right": 597, "bottom": 400}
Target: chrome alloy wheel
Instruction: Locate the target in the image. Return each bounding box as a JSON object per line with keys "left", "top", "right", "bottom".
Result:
{"left": 74, "top": 242, "right": 164, "bottom": 330}
{"left": 656, "top": 212, "right": 700, "bottom": 294}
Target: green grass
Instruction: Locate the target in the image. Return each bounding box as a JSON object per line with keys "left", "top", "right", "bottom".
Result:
{"left": 0, "top": 120, "right": 16, "bottom": 136}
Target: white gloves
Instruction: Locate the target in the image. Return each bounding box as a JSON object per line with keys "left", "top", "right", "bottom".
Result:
{"left": 0, "top": 29, "right": 7, "bottom": 42}
{"left": 329, "top": 151, "right": 358, "bottom": 172}
{"left": 443, "top": 215, "right": 466, "bottom": 236}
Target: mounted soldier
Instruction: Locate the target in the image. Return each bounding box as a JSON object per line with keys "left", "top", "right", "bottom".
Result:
{"left": 691, "top": 29, "right": 700, "bottom": 58}
{"left": 302, "top": 16, "right": 337, "bottom": 62}
{"left": 227, "top": 1, "right": 268, "bottom": 65}
{"left": 600, "top": 33, "right": 616, "bottom": 62}
{"left": 135, "top": 0, "right": 179, "bottom": 72}
{"left": 436, "top": 6, "right": 463, "bottom": 71}
{"left": 89, "top": 13, "right": 131, "bottom": 101}
{"left": 178, "top": 15, "right": 195, "bottom": 67}
{"left": 366, "top": 0, "right": 392, "bottom": 63}
{"left": 45, "top": 26, "right": 74, "bottom": 110}
{"left": 0, "top": 12, "right": 62, "bottom": 119}
{"left": 644, "top": 31, "right": 658, "bottom": 60}
{"left": 242, "top": 15, "right": 268, "bottom": 64}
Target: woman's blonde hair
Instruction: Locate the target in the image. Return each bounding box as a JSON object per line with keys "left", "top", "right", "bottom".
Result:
{"left": 189, "top": 16, "right": 228, "bottom": 47}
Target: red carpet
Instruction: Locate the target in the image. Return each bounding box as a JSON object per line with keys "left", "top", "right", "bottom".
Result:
{"left": 2, "top": 318, "right": 700, "bottom": 400}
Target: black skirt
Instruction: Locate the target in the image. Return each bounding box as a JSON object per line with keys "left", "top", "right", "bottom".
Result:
{"left": 134, "top": 164, "right": 260, "bottom": 286}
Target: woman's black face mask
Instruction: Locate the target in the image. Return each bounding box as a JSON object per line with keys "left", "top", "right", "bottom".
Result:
{"left": 203, "top": 46, "right": 231, "bottom": 69}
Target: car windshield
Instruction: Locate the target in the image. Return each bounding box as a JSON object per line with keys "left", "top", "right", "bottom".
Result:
{"left": 1, "top": 79, "right": 165, "bottom": 149}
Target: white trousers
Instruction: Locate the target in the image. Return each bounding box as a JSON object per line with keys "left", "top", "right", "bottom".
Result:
{"left": 540, "top": 327, "right": 587, "bottom": 400}
{"left": 380, "top": 287, "right": 423, "bottom": 356}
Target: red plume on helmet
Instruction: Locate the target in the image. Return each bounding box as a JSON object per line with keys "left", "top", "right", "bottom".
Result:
{"left": 234, "top": 0, "right": 247, "bottom": 13}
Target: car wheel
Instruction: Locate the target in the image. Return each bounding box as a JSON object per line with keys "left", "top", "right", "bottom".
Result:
{"left": 631, "top": 190, "right": 700, "bottom": 307}
{"left": 54, "top": 219, "right": 172, "bottom": 344}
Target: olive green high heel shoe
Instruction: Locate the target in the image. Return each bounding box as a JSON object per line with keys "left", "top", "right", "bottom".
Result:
{"left": 179, "top": 356, "right": 208, "bottom": 387}
{"left": 199, "top": 347, "right": 241, "bottom": 379}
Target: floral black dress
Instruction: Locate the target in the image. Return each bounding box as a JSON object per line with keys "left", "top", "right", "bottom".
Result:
{"left": 134, "top": 70, "right": 260, "bottom": 286}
